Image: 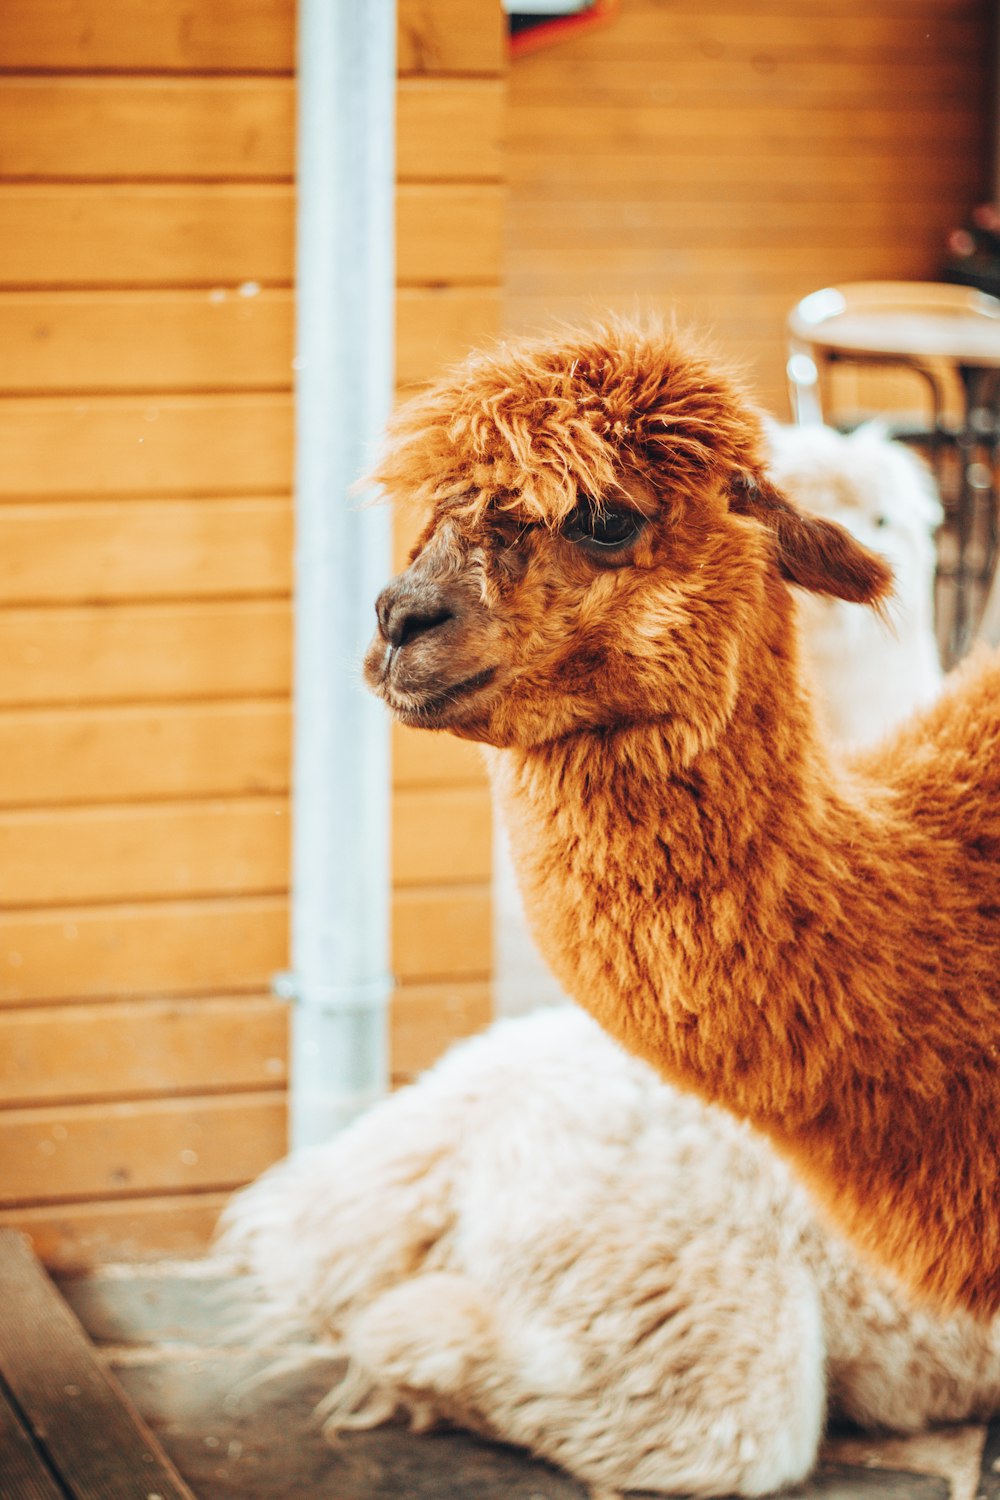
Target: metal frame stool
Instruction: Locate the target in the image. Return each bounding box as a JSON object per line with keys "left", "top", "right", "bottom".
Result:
{"left": 787, "top": 280, "right": 1000, "bottom": 665}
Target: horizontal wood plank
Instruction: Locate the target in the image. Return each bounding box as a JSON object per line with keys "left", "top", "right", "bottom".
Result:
{"left": 397, "top": 0, "right": 506, "bottom": 76}
{"left": 0, "top": 288, "right": 295, "bottom": 393}
{"left": 0, "top": 499, "right": 291, "bottom": 602}
{"left": 513, "top": 7, "right": 985, "bottom": 63}
{"left": 0, "top": 185, "right": 294, "bottom": 288}
{"left": 0, "top": 1193, "right": 232, "bottom": 1269}
{"left": 0, "top": 0, "right": 296, "bottom": 71}
{"left": 0, "top": 77, "right": 502, "bottom": 183}
{"left": 0, "top": 184, "right": 501, "bottom": 289}
{"left": 0, "top": 77, "right": 294, "bottom": 180}
{"left": 1, "top": 788, "right": 487, "bottom": 906}
{"left": 0, "top": 0, "right": 504, "bottom": 75}
{"left": 0, "top": 1092, "right": 287, "bottom": 1204}
{"left": 0, "top": 984, "right": 491, "bottom": 1116}
{"left": 507, "top": 194, "right": 984, "bottom": 243}
{"left": 392, "top": 721, "right": 487, "bottom": 789}
{"left": 396, "top": 286, "right": 500, "bottom": 386}
{"left": 393, "top": 785, "right": 491, "bottom": 886}
{"left": 0, "top": 701, "right": 291, "bottom": 807}
{"left": 0, "top": 286, "right": 497, "bottom": 394}
{"left": 0, "top": 886, "right": 489, "bottom": 1003}
{"left": 398, "top": 78, "right": 503, "bottom": 180}
{"left": 393, "top": 884, "right": 491, "bottom": 983}
{"left": 0, "top": 983, "right": 490, "bottom": 1106}
{"left": 0, "top": 393, "right": 293, "bottom": 497}
{"left": 0, "top": 996, "right": 289, "bottom": 1105}
{"left": 509, "top": 102, "right": 984, "bottom": 154}
{"left": 0, "top": 896, "right": 289, "bottom": 1004}
{"left": 0, "top": 798, "right": 290, "bottom": 907}
{"left": 398, "top": 183, "right": 503, "bottom": 285}
{"left": 512, "top": 54, "right": 989, "bottom": 108}
{"left": 390, "top": 979, "right": 492, "bottom": 1076}
{"left": 508, "top": 148, "right": 985, "bottom": 199}
{"left": 0, "top": 601, "right": 292, "bottom": 706}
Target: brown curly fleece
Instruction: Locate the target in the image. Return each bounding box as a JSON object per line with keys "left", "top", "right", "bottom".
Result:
{"left": 364, "top": 319, "right": 1000, "bottom": 1315}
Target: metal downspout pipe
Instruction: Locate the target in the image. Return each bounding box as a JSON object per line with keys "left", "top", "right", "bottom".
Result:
{"left": 278, "top": 0, "right": 396, "bottom": 1147}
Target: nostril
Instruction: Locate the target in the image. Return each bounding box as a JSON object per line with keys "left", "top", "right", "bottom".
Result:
{"left": 387, "top": 604, "right": 455, "bottom": 649}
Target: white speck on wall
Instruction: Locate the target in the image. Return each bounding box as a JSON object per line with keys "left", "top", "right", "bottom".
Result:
{"left": 238, "top": 281, "right": 261, "bottom": 298}
{"left": 180, "top": 1149, "right": 199, "bottom": 1165}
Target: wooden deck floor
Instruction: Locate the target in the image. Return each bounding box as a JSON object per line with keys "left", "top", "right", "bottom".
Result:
{"left": 3, "top": 1229, "right": 1000, "bottom": 1499}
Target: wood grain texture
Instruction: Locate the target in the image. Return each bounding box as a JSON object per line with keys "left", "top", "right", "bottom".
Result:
{"left": 0, "top": 601, "right": 292, "bottom": 706}
{"left": 0, "top": 185, "right": 295, "bottom": 288}
{"left": 0, "top": 895, "right": 290, "bottom": 1004}
{"left": 0, "top": 983, "right": 489, "bottom": 1106}
{"left": 0, "top": 286, "right": 499, "bottom": 394}
{"left": 0, "top": 393, "right": 293, "bottom": 497}
{"left": 0, "top": 1228, "right": 199, "bottom": 1498}
{"left": 391, "top": 979, "right": 492, "bottom": 1076}
{"left": 0, "top": 77, "right": 502, "bottom": 183}
{"left": 0, "top": 786, "right": 489, "bottom": 906}
{"left": 0, "top": 885, "right": 488, "bottom": 1004}
{"left": 0, "top": 701, "right": 291, "bottom": 807}
{"left": 0, "top": 184, "right": 501, "bottom": 289}
{"left": 504, "top": 0, "right": 992, "bottom": 414}
{"left": 0, "top": 0, "right": 502, "bottom": 1262}
{"left": 0, "top": 1194, "right": 231, "bottom": 1269}
{"left": 0, "top": 996, "right": 289, "bottom": 1105}
{"left": 0, "top": 0, "right": 504, "bottom": 75}
{"left": 0, "top": 288, "right": 295, "bottom": 393}
{"left": 392, "top": 721, "right": 487, "bottom": 789}
{"left": 0, "top": 797, "right": 290, "bottom": 907}
{"left": 393, "top": 785, "right": 492, "bottom": 886}
{"left": 0, "top": 499, "right": 292, "bottom": 602}
{"left": 397, "top": 286, "right": 502, "bottom": 386}
{"left": 0, "top": 1092, "right": 286, "bottom": 1204}
{"left": 0, "top": 1383, "right": 65, "bottom": 1500}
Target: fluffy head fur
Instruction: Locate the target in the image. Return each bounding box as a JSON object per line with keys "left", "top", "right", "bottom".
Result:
{"left": 364, "top": 319, "right": 1000, "bottom": 1314}
{"left": 366, "top": 319, "right": 890, "bottom": 758}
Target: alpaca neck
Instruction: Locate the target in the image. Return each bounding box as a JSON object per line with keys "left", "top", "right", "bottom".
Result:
{"left": 491, "top": 615, "right": 849, "bottom": 1123}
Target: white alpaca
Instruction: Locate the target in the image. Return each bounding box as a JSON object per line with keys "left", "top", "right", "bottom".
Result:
{"left": 217, "top": 1006, "right": 1000, "bottom": 1500}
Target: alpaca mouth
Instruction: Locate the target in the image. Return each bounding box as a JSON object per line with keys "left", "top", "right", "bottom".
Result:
{"left": 386, "top": 665, "right": 499, "bottom": 727}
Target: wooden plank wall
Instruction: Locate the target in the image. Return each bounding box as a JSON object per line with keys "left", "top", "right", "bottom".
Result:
{"left": 0, "top": 0, "right": 504, "bottom": 1267}
{"left": 505, "top": 0, "right": 993, "bottom": 416}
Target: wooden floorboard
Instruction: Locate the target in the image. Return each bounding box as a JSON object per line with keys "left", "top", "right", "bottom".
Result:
{"left": 6, "top": 1259, "right": 996, "bottom": 1499}
{"left": 0, "top": 1230, "right": 197, "bottom": 1500}
{"left": 0, "top": 1383, "right": 66, "bottom": 1500}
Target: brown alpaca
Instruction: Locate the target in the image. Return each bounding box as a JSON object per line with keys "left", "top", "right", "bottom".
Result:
{"left": 363, "top": 320, "right": 1000, "bottom": 1315}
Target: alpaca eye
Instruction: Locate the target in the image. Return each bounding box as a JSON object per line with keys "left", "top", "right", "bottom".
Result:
{"left": 875, "top": 515, "right": 889, "bottom": 529}
{"left": 563, "top": 506, "right": 645, "bottom": 552}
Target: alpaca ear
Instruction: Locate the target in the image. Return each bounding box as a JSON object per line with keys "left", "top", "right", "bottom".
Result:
{"left": 729, "top": 471, "right": 893, "bottom": 606}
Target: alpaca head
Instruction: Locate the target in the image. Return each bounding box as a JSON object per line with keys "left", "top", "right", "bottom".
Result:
{"left": 364, "top": 321, "right": 892, "bottom": 754}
